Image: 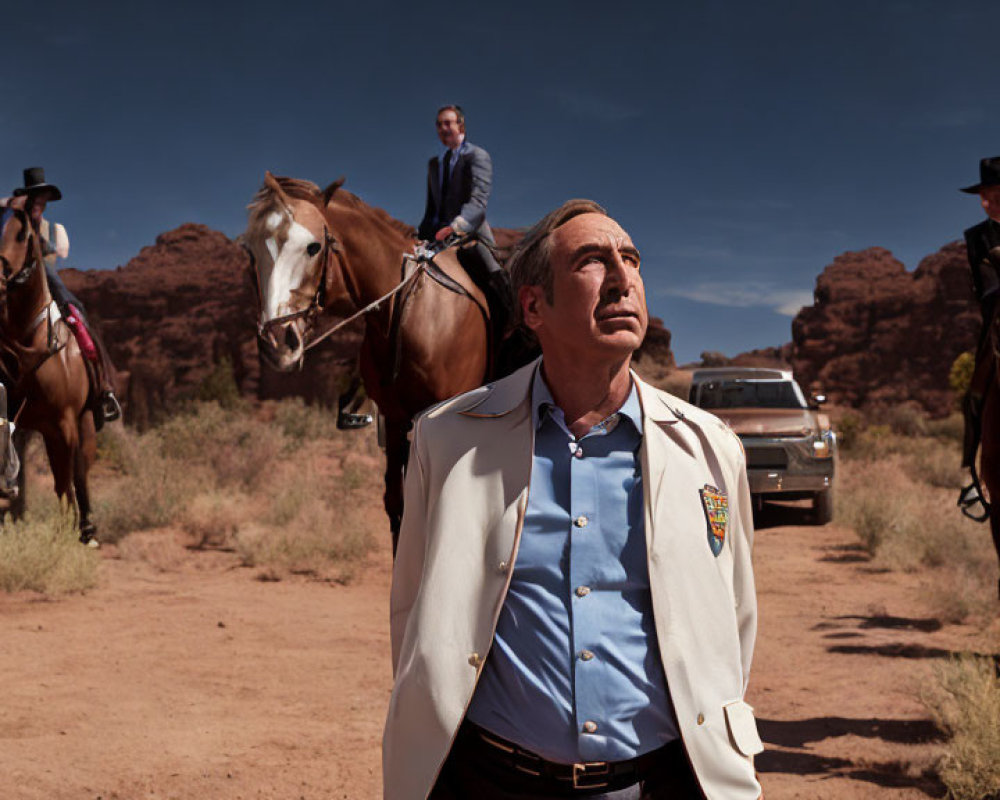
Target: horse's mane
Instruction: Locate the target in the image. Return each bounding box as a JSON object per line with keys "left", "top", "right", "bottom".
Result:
{"left": 331, "top": 188, "right": 416, "bottom": 239}
{"left": 246, "top": 174, "right": 415, "bottom": 242}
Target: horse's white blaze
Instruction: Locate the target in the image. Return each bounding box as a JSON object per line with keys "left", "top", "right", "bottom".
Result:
{"left": 262, "top": 219, "right": 319, "bottom": 323}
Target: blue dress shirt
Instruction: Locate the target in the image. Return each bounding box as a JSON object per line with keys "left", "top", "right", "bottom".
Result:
{"left": 466, "top": 367, "right": 679, "bottom": 763}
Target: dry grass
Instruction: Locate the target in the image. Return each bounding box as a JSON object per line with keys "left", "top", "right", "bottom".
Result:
{"left": 836, "top": 448, "right": 995, "bottom": 623}
{"left": 837, "top": 412, "right": 1000, "bottom": 794}
{"left": 921, "top": 654, "right": 1000, "bottom": 800}
{"left": 0, "top": 511, "right": 99, "bottom": 594}
{"left": 95, "top": 400, "right": 382, "bottom": 580}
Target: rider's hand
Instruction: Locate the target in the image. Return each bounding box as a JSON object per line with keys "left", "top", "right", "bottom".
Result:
{"left": 434, "top": 225, "right": 454, "bottom": 242}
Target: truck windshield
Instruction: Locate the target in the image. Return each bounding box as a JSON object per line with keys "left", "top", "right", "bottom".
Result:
{"left": 697, "top": 380, "right": 806, "bottom": 410}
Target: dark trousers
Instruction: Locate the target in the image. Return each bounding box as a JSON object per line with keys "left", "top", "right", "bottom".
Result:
{"left": 429, "top": 723, "right": 704, "bottom": 800}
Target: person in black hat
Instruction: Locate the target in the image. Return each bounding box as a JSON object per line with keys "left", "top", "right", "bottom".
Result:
{"left": 13, "top": 167, "right": 122, "bottom": 424}
{"left": 958, "top": 157, "right": 1000, "bottom": 504}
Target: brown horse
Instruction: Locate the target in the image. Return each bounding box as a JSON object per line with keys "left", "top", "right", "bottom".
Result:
{"left": 0, "top": 197, "right": 98, "bottom": 543}
{"left": 971, "top": 308, "right": 1000, "bottom": 596}
{"left": 244, "top": 173, "right": 491, "bottom": 548}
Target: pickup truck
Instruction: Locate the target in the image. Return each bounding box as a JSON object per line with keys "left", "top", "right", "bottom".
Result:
{"left": 689, "top": 367, "right": 836, "bottom": 523}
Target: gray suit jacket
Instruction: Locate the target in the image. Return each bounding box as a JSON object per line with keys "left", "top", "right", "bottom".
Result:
{"left": 418, "top": 140, "right": 494, "bottom": 244}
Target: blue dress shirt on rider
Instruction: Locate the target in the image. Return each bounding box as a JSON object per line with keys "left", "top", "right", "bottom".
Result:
{"left": 466, "top": 366, "right": 679, "bottom": 764}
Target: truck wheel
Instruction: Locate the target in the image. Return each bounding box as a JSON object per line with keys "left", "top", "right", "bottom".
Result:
{"left": 813, "top": 488, "right": 834, "bottom": 525}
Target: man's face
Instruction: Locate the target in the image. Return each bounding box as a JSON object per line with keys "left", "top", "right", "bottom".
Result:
{"left": 27, "top": 196, "right": 46, "bottom": 223}
{"left": 981, "top": 187, "right": 1000, "bottom": 221}
{"left": 436, "top": 110, "right": 464, "bottom": 150}
{"left": 522, "top": 212, "right": 648, "bottom": 362}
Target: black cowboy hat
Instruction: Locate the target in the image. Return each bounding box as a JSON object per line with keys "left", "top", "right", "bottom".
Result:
{"left": 12, "top": 166, "right": 62, "bottom": 201}
{"left": 961, "top": 157, "right": 1000, "bottom": 194}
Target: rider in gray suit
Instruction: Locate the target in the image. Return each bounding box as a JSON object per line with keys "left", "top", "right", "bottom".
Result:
{"left": 418, "top": 105, "right": 513, "bottom": 351}
{"left": 418, "top": 105, "right": 495, "bottom": 246}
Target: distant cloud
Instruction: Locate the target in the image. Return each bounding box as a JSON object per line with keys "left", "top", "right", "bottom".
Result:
{"left": 661, "top": 281, "right": 814, "bottom": 316}
{"left": 908, "top": 107, "right": 984, "bottom": 130}
{"left": 549, "top": 89, "right": 641, "bottom": 123}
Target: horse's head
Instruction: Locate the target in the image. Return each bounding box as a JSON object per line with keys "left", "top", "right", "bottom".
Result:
{"left": 244, "top": 172, "right": 354, "bottom": 371}
{"left": 0, "top": 196, "right": 36, "bottom": 298}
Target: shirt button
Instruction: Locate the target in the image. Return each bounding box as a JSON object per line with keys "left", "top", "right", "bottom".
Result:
{"left": 582, "top": 720, "right": 598, "bottom": 734}
{"left": 575, "top": 586, "right": 591, "bottom": 598}
{"left": 697, "top": 713, "right": 705, "bottom": 725}
{"left": 573, "top": 515, "right": 589, "bottom": 528}
{"left": 574, "top": 447, "right": 584, "bottom": 459}
{"left": 579, "top": 649, "right": 594, "bottom": 661}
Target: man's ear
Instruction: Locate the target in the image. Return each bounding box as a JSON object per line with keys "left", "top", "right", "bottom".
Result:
{"left": 519, "top": 285, "right": 546, "bottom": 333}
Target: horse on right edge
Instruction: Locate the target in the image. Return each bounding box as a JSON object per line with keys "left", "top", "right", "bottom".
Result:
{"left": 959, "top": 300, "right": 1000, "bottom": 598}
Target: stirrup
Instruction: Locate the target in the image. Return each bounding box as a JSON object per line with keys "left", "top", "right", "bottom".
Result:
{"left": 337, "top": 412, "right": 373, "bottom": 430}
{"left": 957, "top": 482, "right": 990, "bottom": 522}
{"left": 101, "top": 392, "right": 122, "bottom": 423}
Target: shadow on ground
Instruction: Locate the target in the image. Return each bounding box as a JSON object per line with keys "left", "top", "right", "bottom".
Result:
{"left": 757, "top": 718, "right": 947, "bottom": 797}
{"left": 752, "top": 500, "right": 818, "bottom": 530}
{"left": 758, "top": 717, "right": 945, "bottom": 748}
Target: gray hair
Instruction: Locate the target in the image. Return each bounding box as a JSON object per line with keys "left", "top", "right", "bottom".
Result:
{"left": 507, "top": 199, "right": 607, "bottom": 316}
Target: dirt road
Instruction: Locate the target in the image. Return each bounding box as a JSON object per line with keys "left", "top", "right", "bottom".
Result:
{"left": 0, "top": 510, "right": 985, "bottom": 799}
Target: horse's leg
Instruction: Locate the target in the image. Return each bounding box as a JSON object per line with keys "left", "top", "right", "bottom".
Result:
{"left": 73, "top": 411, "right": 98, "bottom": 544}
{"left": 42, "top": 418, "right": 78, "bottom": 522}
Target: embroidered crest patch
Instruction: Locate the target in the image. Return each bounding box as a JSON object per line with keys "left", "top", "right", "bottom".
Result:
{"left": 699, "top": 485, "right": 728, "bottom": 557}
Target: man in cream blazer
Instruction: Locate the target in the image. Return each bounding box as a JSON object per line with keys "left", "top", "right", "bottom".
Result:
{"left": 384, "top": 200, "right": 763, "bottom": 799}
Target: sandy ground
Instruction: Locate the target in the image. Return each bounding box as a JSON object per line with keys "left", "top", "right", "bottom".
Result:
{"left": 0, "top": 503, "right": 993, "bottom": 799}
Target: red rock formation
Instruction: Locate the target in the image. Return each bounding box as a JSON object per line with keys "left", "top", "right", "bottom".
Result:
{"left": 61, "top": 224, "right": 363, "bottom": 428}
{"left": 61, "top": 223, "right": 676, "bottom": 427}
{"left": 790, "top": 243, "right": 979, "bottom": 417}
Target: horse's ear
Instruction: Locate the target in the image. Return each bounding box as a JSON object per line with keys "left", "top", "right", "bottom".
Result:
{"left": 323, "top": 177, "right": 346, "bottom": 207}
{"left": 264, "top": 171, "right": 294, "bottom": 208}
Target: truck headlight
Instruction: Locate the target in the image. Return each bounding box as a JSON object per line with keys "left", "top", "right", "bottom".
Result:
{"left": 813, "top": 431, "right": 835, "bottom": 459}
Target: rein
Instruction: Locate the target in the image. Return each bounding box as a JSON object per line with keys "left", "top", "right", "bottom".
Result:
{"left": 302, "top": 260, "right": 426, "bottom": 352}
{"left": 249, "top": 205, "right": 435, "bottom": 354}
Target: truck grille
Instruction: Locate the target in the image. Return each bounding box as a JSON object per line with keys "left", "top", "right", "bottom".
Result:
{"left": 745, "top": 447, "right": 788, "bottom": 469}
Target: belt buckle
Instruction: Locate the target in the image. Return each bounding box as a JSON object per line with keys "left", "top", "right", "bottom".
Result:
{"left": 572, "top": 761, "right": 610, "bottom": 790}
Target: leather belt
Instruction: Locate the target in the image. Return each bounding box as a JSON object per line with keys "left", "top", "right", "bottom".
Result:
{"left": 459, "top": 722, "right": 677, "bottom": 791}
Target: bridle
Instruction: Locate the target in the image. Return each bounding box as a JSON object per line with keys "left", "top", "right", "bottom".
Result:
{"left": 248, "top": 222, "right": 348, "bottom": 342}
{"left": 247, "top": 205, "right": 427, "bottom": 355}
{"left": 0, "top": 206, "right": 42, "bottom": 296}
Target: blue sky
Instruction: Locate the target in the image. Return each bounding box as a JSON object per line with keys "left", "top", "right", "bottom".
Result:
{"left": 3, "top": 0, "right": 998, "bottom": 363}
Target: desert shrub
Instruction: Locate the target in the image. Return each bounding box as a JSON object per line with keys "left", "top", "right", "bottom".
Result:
{"left": 925, "top": 412, "right": 965, "bottom": 445}
{"left": 900, "top": 436, "right": 965, "bottom": 490}
{"left": 196, "top": 356, "right": 242, "bottom": 409}
{"left": 837, "top": 458, "right": 983, "bottom": 570}
{"left": 156, "top": 403, "right": 287, "bottom": 490}
{"left": 922, "top": 654, "right": 1000, "bottom": 799}
{"left": 272, "top": 398, "right": 340, "bottom": 443}
{"left": 95, "top": 424, "right": 130, "bottom": 472}
{"left": 835, "top": 412, "right": 864, "bottom": 452}
{"left": 949, "top": 351, "right": 975, "bottom": 401}
{"left": 868, "top": 403, "right": 929, "bottom": 437}
{"left": 156, "top": 402, "right": 234, "bottom": 462}
{"left": 96, "top": 437, "right": 194, "bottom": 543}
{"left": 837, "top": 449, "right": 996, "bottom": 622}
{"left": 181, "top": 491, "right": 247, "bottom": 549}
{"left": 235, "top": 456, "right": 379, "bottom": 577}
{"left": 0, "top": 513, "right": 99, "bottom": 594}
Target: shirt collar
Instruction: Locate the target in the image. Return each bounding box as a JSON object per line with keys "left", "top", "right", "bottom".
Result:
{"left": 441, "top": 139, "right": 466, "bottom": 160}
{"left": 531, "top": 362, "right": 643, "bottom": 437}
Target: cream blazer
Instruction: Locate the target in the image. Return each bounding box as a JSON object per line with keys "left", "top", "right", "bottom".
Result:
{"left": 383, "top": 360, "right": 763, "bottom": 800}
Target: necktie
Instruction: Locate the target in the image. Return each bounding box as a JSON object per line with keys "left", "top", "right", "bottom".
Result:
{"left": 440, "top": 150, "right": 452, "bottom": 212}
